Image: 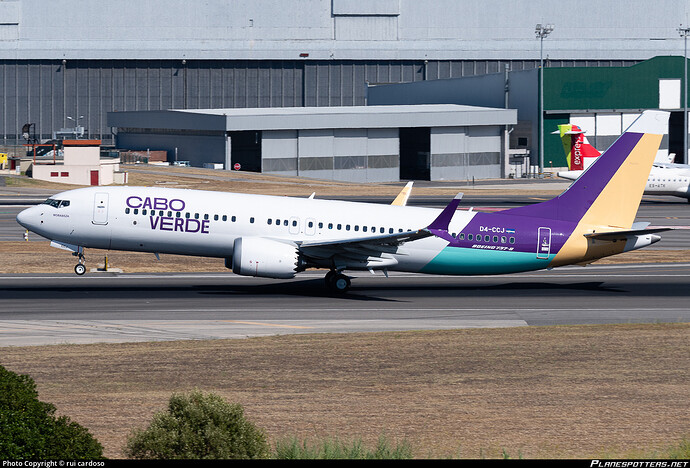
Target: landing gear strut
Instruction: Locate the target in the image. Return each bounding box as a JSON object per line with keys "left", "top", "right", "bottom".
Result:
{"left": 325, "top": 270, "right": 351, "bottom": 293}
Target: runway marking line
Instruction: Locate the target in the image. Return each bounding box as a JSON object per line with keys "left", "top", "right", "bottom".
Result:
{"left": 220, "top": 320, "right": 313, "bottom": 329}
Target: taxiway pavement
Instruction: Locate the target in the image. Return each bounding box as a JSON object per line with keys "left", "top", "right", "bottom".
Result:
{"left": 1, "top": 263, "right": 689, "bottom": 346}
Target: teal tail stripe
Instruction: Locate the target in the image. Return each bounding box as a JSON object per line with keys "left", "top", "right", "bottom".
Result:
{"left": 420, "top": 246, "right": 554, "bottom": 275}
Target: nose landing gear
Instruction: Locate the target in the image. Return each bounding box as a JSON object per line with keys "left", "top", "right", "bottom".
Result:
{"left": 73, "top": 251, "right": 86, "bottom": 276}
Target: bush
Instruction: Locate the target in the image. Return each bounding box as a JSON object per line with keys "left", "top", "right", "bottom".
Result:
{"left": 0, "top": 365, "right": 104, "bottom": 459}
{"left": 125, "top": 390, "right": 269, "bottom": 459}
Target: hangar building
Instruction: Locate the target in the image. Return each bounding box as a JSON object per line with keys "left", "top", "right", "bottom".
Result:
{"left": 1, "top": 0, "right": 688, "bottom": 179}
{"left": 108, "top": 105, "right": 516, "bottom": 182}
{"left": 369, "top": 57, "right": 690, "bottom": 167}
{"left": 0, "top": 0, "right": 686, "bottom": 146}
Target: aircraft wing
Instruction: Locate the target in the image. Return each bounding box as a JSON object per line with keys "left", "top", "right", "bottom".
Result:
{"left": 297, "top": 192, "right": 462, "bottom": 268}
{"left": 391, "top": 181, "right": 414, "bottom": 206}
{"left": 298, "top": 229, "right": 432, "bottom": 259}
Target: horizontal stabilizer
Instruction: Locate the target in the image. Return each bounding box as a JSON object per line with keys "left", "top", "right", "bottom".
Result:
{"left": 584, "top": 227, "right": 672, "bottom": 241}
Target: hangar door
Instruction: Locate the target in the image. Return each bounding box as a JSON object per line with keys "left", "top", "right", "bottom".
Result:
{"left": 229, "top": 131, "right": 262, "bottom": 172}
{"left": 399, "top": 127, "right": 430, "bottom": 180}
{"left": 668, "top": 112, "right": 686, "bottom": 164}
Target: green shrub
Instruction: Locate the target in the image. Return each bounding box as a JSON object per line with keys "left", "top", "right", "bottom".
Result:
{"left": 0, "top": 365, "right": 103, "bottom": 459}
{"left": 125, "top": 390, "right": 269, "bottom": 459}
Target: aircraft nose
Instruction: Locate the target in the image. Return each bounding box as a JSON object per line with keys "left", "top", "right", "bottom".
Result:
{"left": 16, "top": 206, "right": 37, "bottom": 230}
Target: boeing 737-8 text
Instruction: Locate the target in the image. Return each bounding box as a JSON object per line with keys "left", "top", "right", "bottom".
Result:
{"left": 17, "top": 111, "right": 671, "bottom": 293}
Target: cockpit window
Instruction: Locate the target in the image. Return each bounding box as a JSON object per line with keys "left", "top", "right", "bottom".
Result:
{"left": 42, "top": 199, "right": 60, "bottom": 208}
{"left": 42, "top": 199, "right": 70, "bottom": 208}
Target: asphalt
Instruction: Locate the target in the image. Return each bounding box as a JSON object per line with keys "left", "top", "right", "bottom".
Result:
{"left": 1, "top": 263, "right": 689, "bottom": 346}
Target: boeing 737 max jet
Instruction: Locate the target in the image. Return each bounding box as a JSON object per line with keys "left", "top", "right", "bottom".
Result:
{"left": 17, "top": 111, "right": 670, "bottom": 293}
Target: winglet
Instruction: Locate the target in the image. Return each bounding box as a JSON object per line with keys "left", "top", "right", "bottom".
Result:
{"left": 426, "top": 192, "right": 463, "bottom": 231}
{"left": 391, "top": 181, "right": 413, "bottom": 206}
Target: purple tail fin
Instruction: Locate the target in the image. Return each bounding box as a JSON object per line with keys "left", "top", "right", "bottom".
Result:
{"left": 502, "top": 111, "right": 668, "bottom": 228}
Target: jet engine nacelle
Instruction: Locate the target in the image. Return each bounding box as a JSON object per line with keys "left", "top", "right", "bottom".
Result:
{"left": 230, "top": 237, "right": 300, "bottom": 279}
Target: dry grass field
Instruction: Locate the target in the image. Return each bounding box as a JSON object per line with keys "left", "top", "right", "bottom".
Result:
{"left": 1, "top": 324, "right": 688, "bottom": 459}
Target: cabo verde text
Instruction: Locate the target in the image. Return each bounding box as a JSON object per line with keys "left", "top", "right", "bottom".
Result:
{"left": 127, "top": 195, "right": 210, "bottom": 234}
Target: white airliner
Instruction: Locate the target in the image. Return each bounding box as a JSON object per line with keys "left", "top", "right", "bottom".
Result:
{"left": 17, "top": 111, "right": 671, "bottom": 293}
{"left": 555, "top": 123, "right": 690, "bottom": 202}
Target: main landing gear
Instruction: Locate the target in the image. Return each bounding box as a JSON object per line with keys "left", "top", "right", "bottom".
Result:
{"left": 324, "top": 270, "right": 351, "bottom": 293}
{"left": 73, "top": 251, "right": 86, "bottom": 275}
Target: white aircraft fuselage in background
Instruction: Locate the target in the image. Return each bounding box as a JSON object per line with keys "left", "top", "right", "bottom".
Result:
{"left": 559, "top": 161, "right": 690, "bottom": 201}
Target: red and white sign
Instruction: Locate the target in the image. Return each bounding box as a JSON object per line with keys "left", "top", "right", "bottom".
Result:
{"left": 233, "top": 163, "right": 241, "bottom": 171}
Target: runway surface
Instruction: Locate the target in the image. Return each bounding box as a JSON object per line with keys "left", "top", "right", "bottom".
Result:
{"left": 1, "top": 263, "right": 689, "bottom": 346}
{"left": 2, "top": 182, "right": 689, "bottom": 346}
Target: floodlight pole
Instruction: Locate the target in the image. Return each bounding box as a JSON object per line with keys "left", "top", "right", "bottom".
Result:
{"left": 680, "top": 25, "right": 689, "bottom": 165}
{"left": 536, "top": 24, "right": 553, "bottom": 177}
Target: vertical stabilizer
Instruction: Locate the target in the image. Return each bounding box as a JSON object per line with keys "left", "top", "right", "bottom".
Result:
{"left": 555, "top": 124, "right": 601, "bottom": 170}
{"left": 507, "top": 111, "right": 668, "bottom": 229}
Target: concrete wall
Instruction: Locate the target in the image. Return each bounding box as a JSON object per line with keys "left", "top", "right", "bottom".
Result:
{"left": 32, "top": 161, "right": 119, "bottom": 186}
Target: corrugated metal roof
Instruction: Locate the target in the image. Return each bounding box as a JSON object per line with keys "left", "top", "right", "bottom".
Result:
{"left": 109, "top": 104, "right": 516, "bottom": 131}
{"left": 177, "top": 104, "right": 517, "bottom": 130}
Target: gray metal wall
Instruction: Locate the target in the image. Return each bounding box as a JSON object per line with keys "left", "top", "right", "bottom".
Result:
{"left": 0, "top": 58, "right": 642, "bottom": 147}
{"left": 2, "top": 0, "right": 686, "bottom": 60}
{"left": 262, "top": 128, "right": 400, "bottom": 182}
